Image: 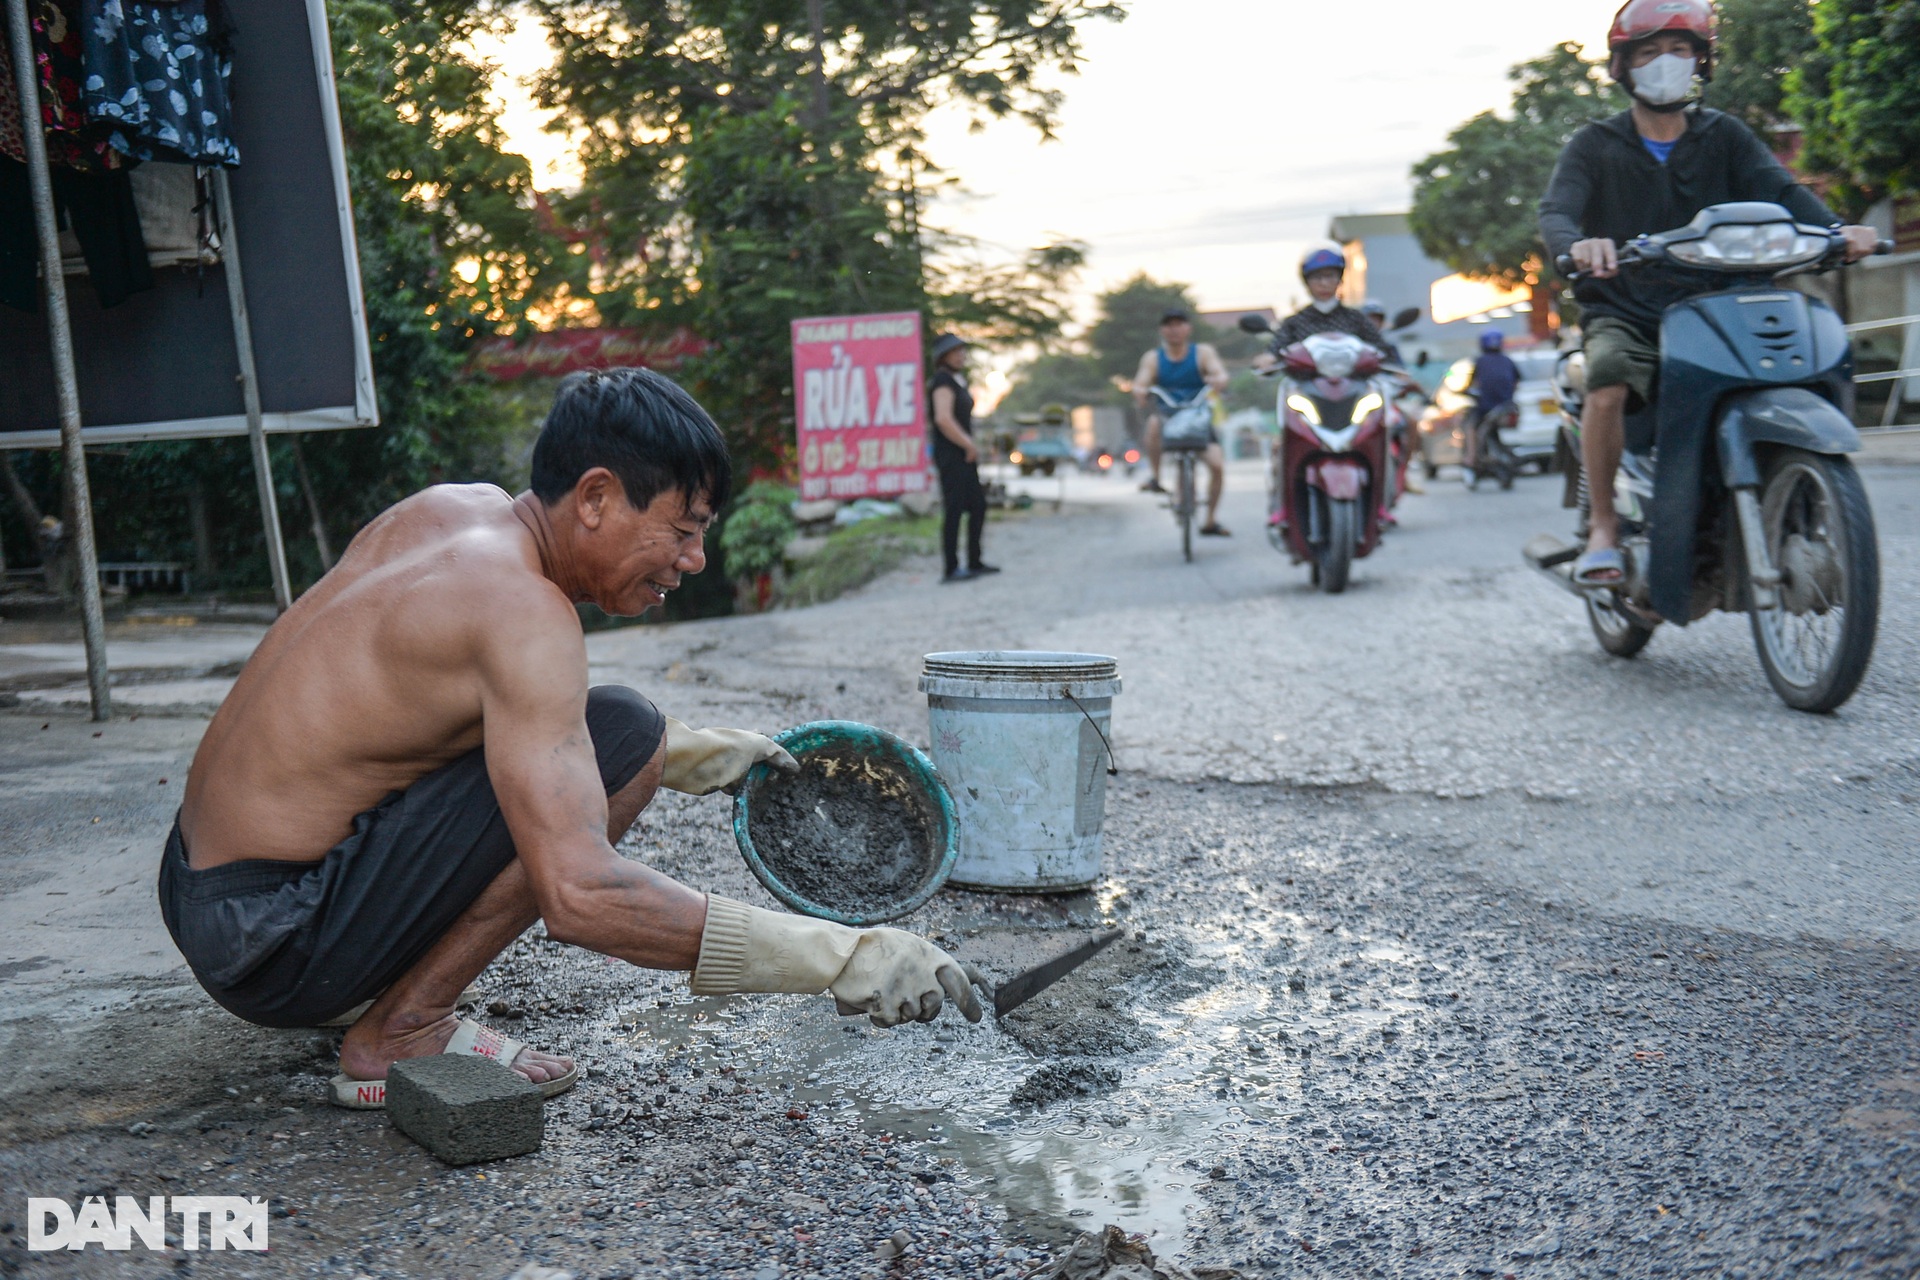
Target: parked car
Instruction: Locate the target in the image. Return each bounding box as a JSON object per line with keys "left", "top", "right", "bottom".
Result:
{"left": 1418, "top": 346, "right": 1563, "bottom": 476}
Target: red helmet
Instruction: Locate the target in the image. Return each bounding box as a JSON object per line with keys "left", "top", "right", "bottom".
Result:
{"left": 1607, "top": 0, "right": 1715, "bottom": 82}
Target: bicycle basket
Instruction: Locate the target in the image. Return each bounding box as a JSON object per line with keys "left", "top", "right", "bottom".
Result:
{"left": 1162, "top": 403, "right": 1213, "bottom": 451}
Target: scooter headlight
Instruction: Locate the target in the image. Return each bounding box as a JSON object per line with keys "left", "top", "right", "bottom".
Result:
{"left": 1349, "top": 392, "right": 1383, "bottom": 425}
{"left": 1666, "top": 221, "right": 1826, "bottom": 269}
{"left": 1286, "top": 394, "right": 1322, "bottom": 426}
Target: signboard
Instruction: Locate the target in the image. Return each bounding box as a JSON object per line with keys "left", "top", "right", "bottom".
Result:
{"left": 468, "top": 328, "right": 706, "bottom": 382}
{"left": 790, "top": 311, "right": 928, "bottom": 502}
{"left": 1, "top": 0, "right": 376, "bottom": 446}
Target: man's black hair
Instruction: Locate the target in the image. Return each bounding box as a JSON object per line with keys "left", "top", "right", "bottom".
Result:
{"left": 529, "top": 367, "right": 732, "bottom": 513}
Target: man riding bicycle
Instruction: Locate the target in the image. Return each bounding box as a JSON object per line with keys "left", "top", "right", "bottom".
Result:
{"left": 1134, "top": 308, "right": 1231, "bottom": 537}
{"left": 1539, "top": 0, "right": 1879, "bottom": 588}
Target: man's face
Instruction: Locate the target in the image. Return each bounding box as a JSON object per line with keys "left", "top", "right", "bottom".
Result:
{"left": 573, "top": 475, "right": 713, "bottom": 616}
{"left": 1305, "top": 269, "right": 1341, "bottom": 303}
{"left": 1160, "top": 318, "right": 1191, "bottom": 347}
{"left": 1631, "top": 31, "right": 1701, "bottom": 69}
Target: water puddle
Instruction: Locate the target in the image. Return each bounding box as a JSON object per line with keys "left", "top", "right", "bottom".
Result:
{"left": 612, "top": 920, "right": 1436, "bottom": 1252}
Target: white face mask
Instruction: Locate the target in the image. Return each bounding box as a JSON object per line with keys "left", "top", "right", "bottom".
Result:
{"left": 1631, "top": 52, "right": 1697, "bottom": 106}
{"left": 1311, "top": 297, "right": 1339, "bottom": 314}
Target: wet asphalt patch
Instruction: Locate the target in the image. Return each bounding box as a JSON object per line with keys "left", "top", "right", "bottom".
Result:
{"left": 4, "top": 781, "right": 1917, "bottom": 1278}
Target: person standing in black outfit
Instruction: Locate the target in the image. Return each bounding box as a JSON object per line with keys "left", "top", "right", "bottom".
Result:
{"left": 928, "top": 333, "right": 998, "bottom": 584}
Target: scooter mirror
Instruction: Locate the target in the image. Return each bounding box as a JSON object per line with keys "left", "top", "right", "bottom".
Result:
{"left": 1237, "top": 314, "right": 1273, "bottom": 334}
{"left": 1390, "top": 307, "right": 1420, "bottom": 331}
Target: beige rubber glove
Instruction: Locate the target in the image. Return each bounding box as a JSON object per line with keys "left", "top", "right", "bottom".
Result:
{"left": 660, "top": 718, "right": 799, "bottom": 796}
{"left": 690, "top": 895, "right": 984, "bottom": 1027}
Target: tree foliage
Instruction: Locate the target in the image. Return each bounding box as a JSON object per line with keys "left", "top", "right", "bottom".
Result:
{"left": 1408, "top": 43, "right": 1617, "bottom": 287}
{"left": 531, "top": 0, "right": 1116, "bottom": 478}
{"left": 1786, "top": 0, "right": 1920, "bottom": 212}
{"left": 1709, "top": 0, "right": 1817, "bottom": 131}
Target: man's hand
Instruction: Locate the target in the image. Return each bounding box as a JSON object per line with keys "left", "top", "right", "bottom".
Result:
{"left": 1252, "top": 352, "right": 1277, "bottom": 372}
{"left": 689, "top": 897, "right": 986, "bottom": 1027}
{"left": 1839, "top": 225, "right": 1880, "bottom": 263}
{"left": 830, "top": 929, "right": 984, "bottom": 1027}
{"left": 1570, "top": 237, "right": 1619, "bottom": 278}
{"left": 661, "top": 719, "right": 798, "bottom": 796}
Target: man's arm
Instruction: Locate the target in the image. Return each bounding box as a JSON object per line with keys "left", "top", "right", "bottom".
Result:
{"left": 1132, "top": 349, "right": 1158, "bottom": 410}
{"left": 1197, "top": 343, "right": 1230, "bottom": 392}
{"left": 1539, "top": 129, "right": 1609, "bottom": 273}
{"left": 476, "top": 587, "right": 706, "bottom": 969}
{"left": 930, "top": 385, "right": 976, "bottom": 460}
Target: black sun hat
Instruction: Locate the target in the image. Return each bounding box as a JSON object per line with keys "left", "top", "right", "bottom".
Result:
{"left": 930, "top": 333, "right": 972, "bottom": 360}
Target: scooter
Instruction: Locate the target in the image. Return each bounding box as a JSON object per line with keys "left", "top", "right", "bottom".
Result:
{"left": 1238, "top": 319, "right": 1393, "bottom": 593}
{"left": 1525, "top": 201, "right": 1891, "bottom": 712}
{"left": 1461, "top": 400, "right": 1519, "bottom": 491}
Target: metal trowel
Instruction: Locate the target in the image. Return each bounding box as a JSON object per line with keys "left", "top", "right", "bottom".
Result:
{"left": 977, "top": 927, "right": 1128, "bottom": 1018}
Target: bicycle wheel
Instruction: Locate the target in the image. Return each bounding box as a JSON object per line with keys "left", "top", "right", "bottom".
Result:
{"left": 1178, "top": 457, "right": 1195, "bottom": 562}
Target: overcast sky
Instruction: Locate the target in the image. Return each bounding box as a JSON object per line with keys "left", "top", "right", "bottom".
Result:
{"left": 474, "top": 0, "right": 1624, "bottom": 321}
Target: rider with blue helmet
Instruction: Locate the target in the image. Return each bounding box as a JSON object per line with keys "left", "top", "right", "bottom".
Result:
{"left": 1462, "top": 329, "right": 1520, "bottom": 476}
{"left": 1254, "top": 244, "right": 1393, "bottom": 367}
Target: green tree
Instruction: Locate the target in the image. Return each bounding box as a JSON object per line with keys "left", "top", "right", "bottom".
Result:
{"left": 1786, "top": 0, "right": 1920, "bottom": 213}
{"left": 1086, "top": 274, "right": 1200, "bottom": 381}
{"left": 996, "top": 351, "right": 1116, "bottom": 418}
{"left": 1710, "top": 0, "right": 1817, "bottom": 131}
{"left": 1408, "top": 43, "right": 1617, "bottom": 286}
{"left": 532, "top": 0, "right": 1118, "bottom": 477}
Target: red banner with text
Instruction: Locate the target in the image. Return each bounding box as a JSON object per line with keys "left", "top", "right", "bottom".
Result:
{"left": 790, "top": 311, "right": 929, "bottom": 502}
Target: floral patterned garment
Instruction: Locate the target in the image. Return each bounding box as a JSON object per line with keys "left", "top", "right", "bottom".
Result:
{"left": 80, "top": 0, "right": 238, "bottom": 167}
{"left": 1, "top": 24, "right": 26, "bottom": 163}
{"left": 32, "top": 0, "right": 124, "bottom": 172}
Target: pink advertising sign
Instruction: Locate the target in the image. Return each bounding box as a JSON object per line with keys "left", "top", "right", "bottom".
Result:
{"left": 790, "top": 311, "right": 929, "bottom": 501}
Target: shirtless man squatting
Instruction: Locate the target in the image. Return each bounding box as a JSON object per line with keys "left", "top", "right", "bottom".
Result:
{"left": 160, "top": 366, "right": 982, "bottom": 1109}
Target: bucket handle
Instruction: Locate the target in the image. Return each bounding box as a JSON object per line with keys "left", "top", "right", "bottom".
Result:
{"left": 1065, "top": 690, "right": 1120, "bottom": 776}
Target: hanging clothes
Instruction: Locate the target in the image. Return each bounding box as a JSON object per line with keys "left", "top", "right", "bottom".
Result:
{"left": 80, "top": 0, "right": 239, "bottom": 168}
{"left": 29, "top": 0, "right": 124, "bottom": 172}
{"left": 1, "top": 155, "right": 154, "bottom": 312}
{"left": 1, "top": 24, "right": 27, "bottom": 164}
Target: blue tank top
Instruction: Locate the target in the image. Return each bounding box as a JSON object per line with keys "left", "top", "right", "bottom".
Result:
{"left": 1155, "top": 344, "right": 1204, "bottom": 399}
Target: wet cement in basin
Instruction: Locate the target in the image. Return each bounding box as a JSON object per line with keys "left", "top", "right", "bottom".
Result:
{"left": 746, "top": 742, "right": 943, "bottom": 918}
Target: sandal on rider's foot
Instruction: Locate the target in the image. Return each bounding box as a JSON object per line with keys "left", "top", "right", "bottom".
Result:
{"left": 328, "top": 1018, "right": 581, "bottom": 1109}
{"left": 1572, "top": 546, "right": 1626, "bottom": 587}
{"left": 1199, "top": 523, "right": 1231, "bottom": 537}
{"left": 315, "top": 984, "right": 483, "bottom": 1029}
{"left": 1139, "top": 479, "right": 1167, "bottom": 493}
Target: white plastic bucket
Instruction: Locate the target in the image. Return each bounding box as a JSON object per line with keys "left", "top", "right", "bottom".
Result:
{"left": 918, "top": 651, "right": 1122, "bottom": 891}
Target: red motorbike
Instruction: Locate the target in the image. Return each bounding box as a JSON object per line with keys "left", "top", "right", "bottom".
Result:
{"left": 1239, "top": 320, "right": 1391, "bottom": 593}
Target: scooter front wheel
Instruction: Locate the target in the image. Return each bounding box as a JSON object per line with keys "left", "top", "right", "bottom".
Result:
{"left": 1319, "top": 497, "right": 1356, "bottom": 594}
{"left": 1749, "top": 449, "right": 1879, "bottom": 712}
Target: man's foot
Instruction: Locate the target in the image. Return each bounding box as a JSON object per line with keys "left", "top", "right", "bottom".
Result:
{"left": 1140, "top": 479, "right": 1167, "bottom": 494}
{"left": 1572, "top": 545, "right": 1626, "bottom": 587}
{"left": 339, "top": 1010, "right": 574, "bottom": 1090}
{"left": 940, "top": 568, "right": 975, "bottom": 584}
{"left": 1199, "top": 523, "right": 1231, "bottom": 537}
{"left": 967, "top": 562, "right": 1002, "bottom": 575}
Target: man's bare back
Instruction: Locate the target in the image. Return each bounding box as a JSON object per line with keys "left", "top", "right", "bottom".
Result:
{"left": 181, "top": 484, "right": 576, "bottom": 868}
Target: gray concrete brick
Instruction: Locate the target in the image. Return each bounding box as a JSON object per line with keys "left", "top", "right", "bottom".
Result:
{"left": 387, "top": 1054, "right": 542, "bottom": 1165}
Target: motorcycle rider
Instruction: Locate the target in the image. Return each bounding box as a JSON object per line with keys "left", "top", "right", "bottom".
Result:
{"left": 1256, "top": 247, "right": 1402, "bottom": 525}
{"left": 1539, "top": 0, "right": 1879, "bottom": 587}
{"left": 1461, "top": 330, "right": 1519, "bottom": 478}
{"left": 1361, "top": 300, "right": 1405, "bottom": 366}
{"left": 1133, "top": 308, "right": 1232, "bottom": 536}
{"left": 1253, "top": 245, "right": 1391, "bottom": 369}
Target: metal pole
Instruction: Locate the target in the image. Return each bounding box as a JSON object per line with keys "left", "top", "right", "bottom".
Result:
{"left": 210, "top": 166, "right": 294, "bottom": 611}
{"left": 7, "top": 0, "right": 111, "bottom": 720}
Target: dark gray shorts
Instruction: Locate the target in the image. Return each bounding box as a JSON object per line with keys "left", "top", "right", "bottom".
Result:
{"left": 158, "top": 686, "right": 664, "bottom": 1028}
{"left": 1583, "top": 315, "right": 1659, "bottom": 406}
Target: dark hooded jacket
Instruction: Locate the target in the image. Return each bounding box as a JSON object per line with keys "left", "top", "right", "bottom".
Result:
{"left": 1538, "top": 108, "right": 1841, "bottom": 332}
